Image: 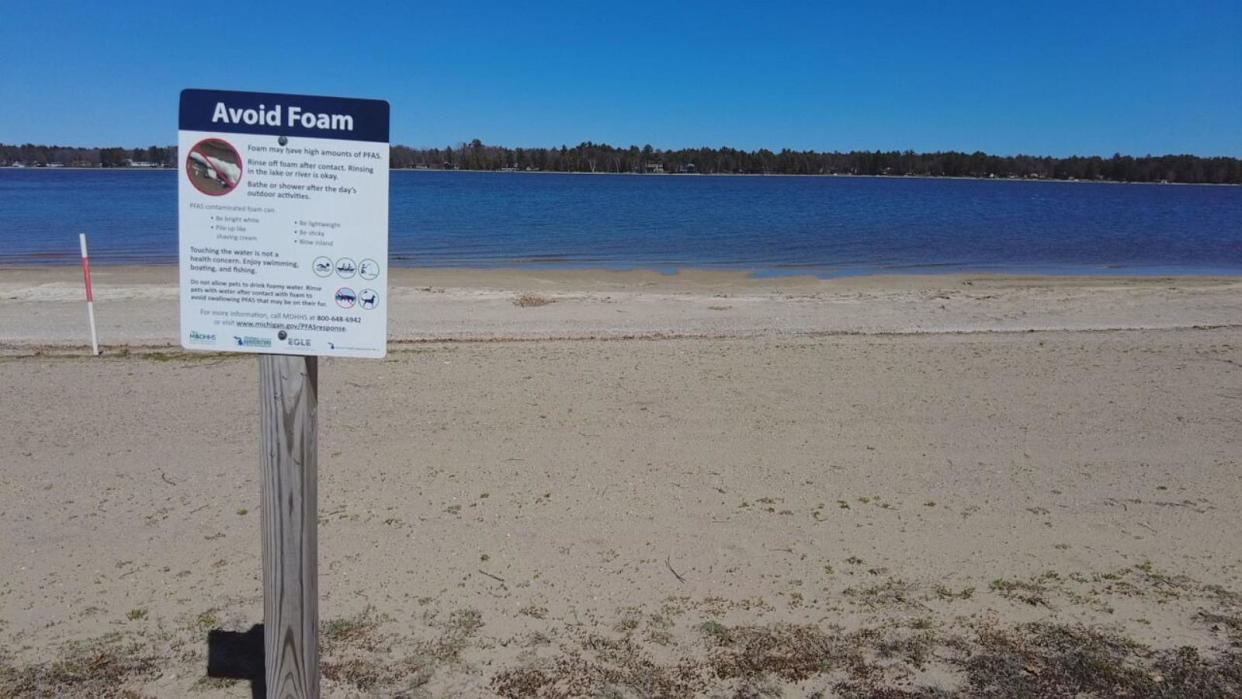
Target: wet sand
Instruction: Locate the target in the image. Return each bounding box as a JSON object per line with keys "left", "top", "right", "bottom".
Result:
{"left": 3, "top": 265, "right": 1241, "bottom": 350}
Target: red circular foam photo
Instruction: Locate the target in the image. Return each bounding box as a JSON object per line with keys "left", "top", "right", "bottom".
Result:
{"left": 186, "top": 138, "right": 243, "bottom": 196}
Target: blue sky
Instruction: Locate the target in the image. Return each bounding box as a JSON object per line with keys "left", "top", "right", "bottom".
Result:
{"left": 1, "top": 1, "right": 1239, "bottom": 156}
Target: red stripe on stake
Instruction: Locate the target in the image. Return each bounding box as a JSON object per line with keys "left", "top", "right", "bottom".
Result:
{"left": 81, "top": 253, "right": 94, "bottom": 302}
{"left": 79, "top": 233, "right": 99, "bottom": 355}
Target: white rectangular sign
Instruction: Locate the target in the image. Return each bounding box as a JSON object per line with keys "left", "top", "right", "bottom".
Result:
{"left": 178, "top": 89, "right": 390, "bottom": 358}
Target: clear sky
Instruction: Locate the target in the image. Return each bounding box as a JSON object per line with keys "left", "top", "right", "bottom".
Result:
{"left": 1, "top": 1, "right": 1239, "bottom": 156}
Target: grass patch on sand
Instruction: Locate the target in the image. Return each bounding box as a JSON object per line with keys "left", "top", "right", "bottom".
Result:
{"left": 491, "top": 614, "right": 1242, "bottom": 698}
{"left": 192, "top": 610, "right": 219, "bottom": 631}
{"left": 321, "top": 607, "right": 482, "bottom": 694}
{"left": 5, "top": 561, "right": 1240, "bottom": 697}
{"left": 989, "top": 576, "right": 1052, "bottom": 607}
{"left": 321, "top": 613, "right": 424, "bottom": 693}
{"left": 0, "top": 633, "right": 160, "bottom": 698}
{"left": 415, "top": 608, "right": 484, "bottom": 663}
{"left": 322, "top": 655, "right": 434, "bottom": 694}
{"left": 322, "top": 606, "right": 391, "bottom": 654}
{"left": 514, "top": 293, "right": 555, "bottom": 308}
{"left": 962, "top": 622, "right": 1242, "bottom": 697}
{"left": 843, "top": 577, "right": 922, "bottom": 609}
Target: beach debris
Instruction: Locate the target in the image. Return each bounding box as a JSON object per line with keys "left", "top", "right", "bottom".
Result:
{"left": 514, "top": 293, "right": 554, "bottom": 307}
{"left": 666, "top": 556, "right": 686, "bottom": 584}
{"left": 478, "top": 569, "right": 506, "bottom": 584}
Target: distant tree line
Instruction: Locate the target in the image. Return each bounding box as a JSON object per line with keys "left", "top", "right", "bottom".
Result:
{"left": 5, "top": 140, "right": 1240, "bottom": 184}
{"left": 392, "top": 140, "right": 1242, "bottom": 184}
{"left": 0, "top": 144, "right": 175, "bottom": 168}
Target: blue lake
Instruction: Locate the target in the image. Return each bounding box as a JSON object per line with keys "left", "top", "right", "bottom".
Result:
{"left": 2, "top": 169, "right": 1241, "bottom": 276}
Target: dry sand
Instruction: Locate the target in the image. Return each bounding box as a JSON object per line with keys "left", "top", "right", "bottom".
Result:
{"left": 1, "top": 267, "right": 1241, "bottom": 697}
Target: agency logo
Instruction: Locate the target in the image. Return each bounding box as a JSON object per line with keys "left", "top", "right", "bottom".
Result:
{"left": 233, "top": 335, "right": 273, "bottom": 348}
{"left": 188, "top": 330, "right": 217, "bottom": 345}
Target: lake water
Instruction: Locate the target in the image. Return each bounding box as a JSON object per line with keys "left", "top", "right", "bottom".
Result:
{"left": 2, "top": 169, "right": 1241, "bottom": 277}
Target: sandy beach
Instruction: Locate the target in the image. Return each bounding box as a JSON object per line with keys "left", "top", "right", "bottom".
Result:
{"left": 2, "top": 268, "right": 1241, "bottom": 697}
{"left": 4, "top": 266, "right": 1242, "bottom": 348}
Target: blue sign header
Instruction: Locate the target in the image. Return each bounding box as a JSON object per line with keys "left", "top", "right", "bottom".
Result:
{"left": 180, "top": 89, "right": 389, "bottom": 143}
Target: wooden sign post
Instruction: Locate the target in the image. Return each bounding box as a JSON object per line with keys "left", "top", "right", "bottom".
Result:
{"left": 178, "top": 89, "right": 389, "bottom": 699}
{"left": 259, "top": 355, "right": 319, "bottom": 697}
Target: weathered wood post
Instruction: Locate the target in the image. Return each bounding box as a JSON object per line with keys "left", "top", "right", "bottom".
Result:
{"left": 179, "top": 88, "right": 389, "bottom": 699}
{"left": 259, "top": 354, "right": 319, "bottom": 699}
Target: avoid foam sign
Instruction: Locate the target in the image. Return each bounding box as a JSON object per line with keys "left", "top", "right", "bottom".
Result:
{"left": 178, "top": 88, "right": 390, "bottom": 358}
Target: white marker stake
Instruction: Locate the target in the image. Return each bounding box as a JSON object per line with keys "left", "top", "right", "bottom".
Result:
{"left": 79, "top": 233, "right": 100, "bottom": 356}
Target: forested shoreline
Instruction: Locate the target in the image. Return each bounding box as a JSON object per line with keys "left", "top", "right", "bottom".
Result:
{"left": 4, "top": 141, "right": 1240, "bottom": 184}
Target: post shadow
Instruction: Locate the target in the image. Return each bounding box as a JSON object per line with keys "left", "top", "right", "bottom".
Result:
{"left": 206, "top": 625, "right": 265, "bottom": 699}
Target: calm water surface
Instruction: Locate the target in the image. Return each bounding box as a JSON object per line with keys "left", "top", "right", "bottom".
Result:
{"left": 2, "top": 169, "right": 1241, "bottom": 276}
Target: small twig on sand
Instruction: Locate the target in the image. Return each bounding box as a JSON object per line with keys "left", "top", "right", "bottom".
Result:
{"left": 666, "top": 556, "right": 686, "bottom": 584}
{"left": 478, "top": 569, "right": 506, "bottom": 583}
{"left": 160, "top": 472, "right": 176, "bottom": 486}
